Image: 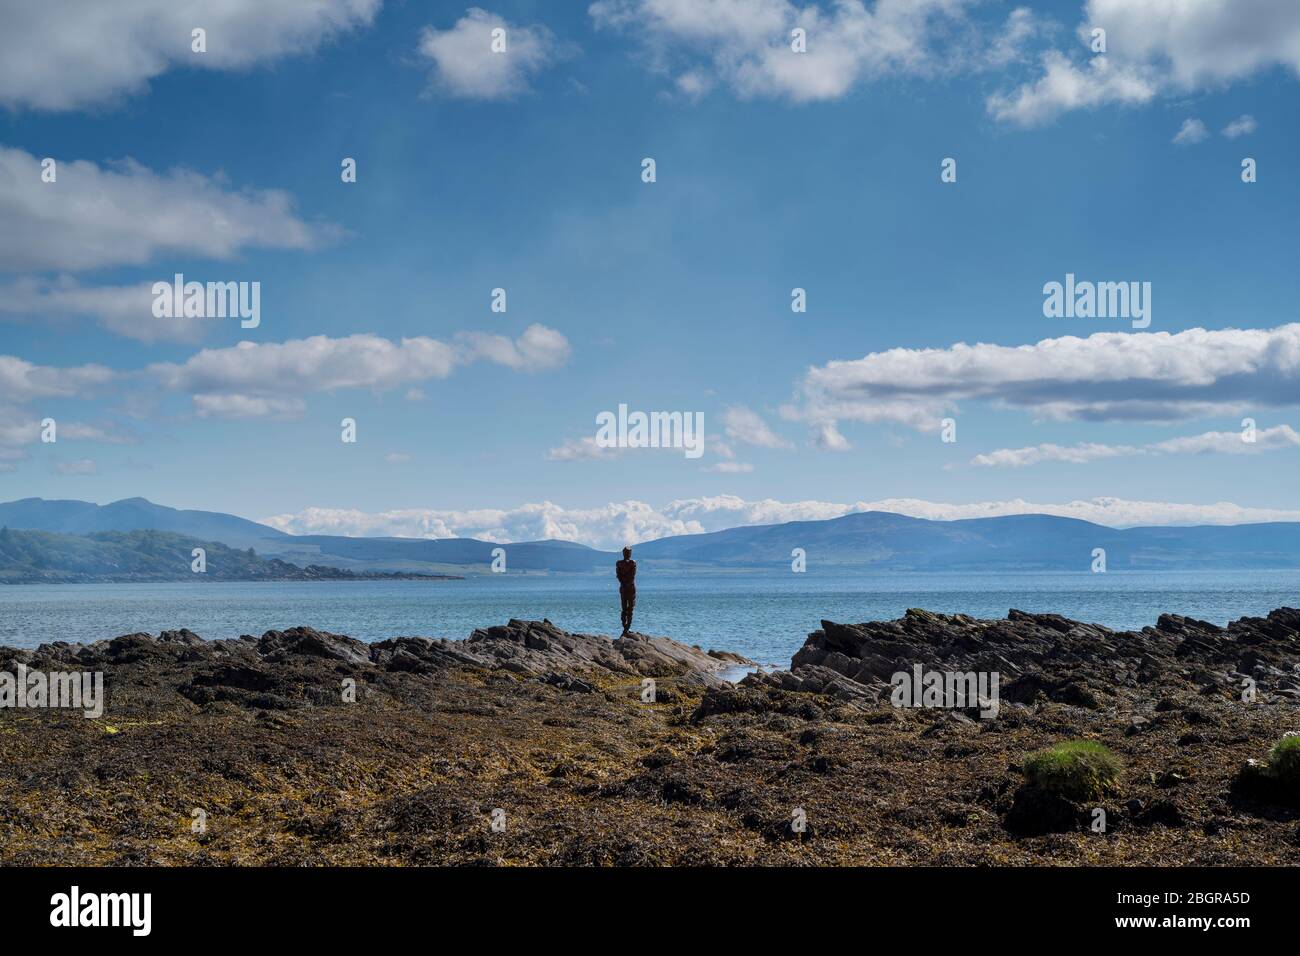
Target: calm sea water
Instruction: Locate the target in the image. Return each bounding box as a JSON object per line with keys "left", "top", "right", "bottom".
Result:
{"left": 1, "top": 570, "right": 1297, "bottom": 666}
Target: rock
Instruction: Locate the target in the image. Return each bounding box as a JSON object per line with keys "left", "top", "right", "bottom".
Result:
{"left": 463, "top": 620, "right": 750, "bottom": 685}
{"left": 542, "top": 672, "right": 595, "bottom": 694}
{"left": 258, "top": 627, "right": 371, "bottom": 667}
{"left": 1137, "top": 798, "right": 1185, "bottom": 828}
{"left": 157, "top": 628, "right": 205, "bottom": 646}
{"left": 1005, "top": 786, "right": 1084, "bottom": 835}
{"left": 1156, "top": 769, "right": 1189, "bottom": 788}
{"left": 1124, "top": 717, "right": 1150, "bottom": 736}
{"left": 1231, "top": 759, "right": 1277, "bottom": 801}
{"left": 754, "top": 605, "right": 1300, "bottom": 717}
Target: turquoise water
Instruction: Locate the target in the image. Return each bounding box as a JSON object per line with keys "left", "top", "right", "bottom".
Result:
{"left": 1, "top": 570, "right": 1297, "bottom": 667}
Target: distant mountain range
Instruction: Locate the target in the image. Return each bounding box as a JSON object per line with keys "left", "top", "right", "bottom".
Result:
{"left": 0, "top": 497, "right": 286, "bottom": 550}
{"left": 0, "top": 527, "right": 459, "bottom": 584}
{"left": 3, "top": 496, "right": 1300, "bottom": 576}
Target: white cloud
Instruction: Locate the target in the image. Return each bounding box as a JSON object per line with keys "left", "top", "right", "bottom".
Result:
{"left": 990, "top": 0, "right": 1300, "bottom": 126}
{"left": 1172, "top": 118, "right": 1208, "bottom": 145}
{"left": 263, "top": 493, "right": 1300, "bottom": 549}
{"left": 983, "top": 7, "right": 1044, "bottom": 68}
{"left": 1085, "top": 0, "right": 1300, "bottom": 88}
{"left": 0, "top": 0, "right": 381, "bottom": 111}
{"left": 264, "top": 499, "right": 708, "bottom": 548}
{"left": 721, "top": 404, "right": 790, "bottom": 448}
{"left": 986, "top": 50, "right": 1156, "bottom": 126}
{"left": 590, "top": 0, "right": 1004, "bottom": 102}
{"left": 674, "top": 69, "right": 715, "bottom": 99}
{"left": 790, "top": 323, "right": 1300, "bottom": 439}
{"left": 971, "top": 441, "right": 1134, "bottom": 467}
{"left": 1222, "top": 114, "right": 1258, "bottom": 139}
{"left": 704, "top": 461, "right": 754, "bottom": 473}
{"left": 547, "top": 436, "right": 621, "bottom": 461}
{"left": 418, "top": 8, "right": 569, "bottom": 99}
{"left": 1151, "top": 425, "right": 1300, "bottom": 455}
{"left": 0, "top": 277, "right": 209, "bottom": 343}
{"left": 971, "top": 425, "right": 1300, "bottom": 467}
{"left": 191, "top": 394, "right": 307, "bottom": 420}
{"left": 386, "top": 452, "right": 412, "bottom": 464}
{"left": 0, "top": 147, "right": 333, "bottom": 273}
{"left": 152, "top": 324, "right": 570, "bottom": 419}
{"left": 0, "top": 355, "right": 114, "bottom": 404}
{"left": 811, "top": 420, "right": 851, "bottom": 451}
{"left": 0, "top": 411, "right": 133, "bottom": 455}
{"left": 456, "top": 323, "right": 571, "bottom": 370}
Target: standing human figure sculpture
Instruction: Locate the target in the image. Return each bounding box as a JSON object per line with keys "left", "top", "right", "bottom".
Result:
{"left": 616, "top": 547, "right": 636, "bottom": 636}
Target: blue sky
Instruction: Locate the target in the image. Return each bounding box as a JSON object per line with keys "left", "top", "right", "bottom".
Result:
{"left": 2, "top": 0, "right": 1300, "bottom": 548}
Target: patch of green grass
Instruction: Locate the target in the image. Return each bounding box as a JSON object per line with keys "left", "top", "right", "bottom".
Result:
{"left": 1267, "top": 733, "right": 1300, "bottom": 789}
{"left": 1023, "top": 740, "right": 1123, "bottom": 802}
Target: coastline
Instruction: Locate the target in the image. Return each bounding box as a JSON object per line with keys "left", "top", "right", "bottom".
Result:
{"left": 2, "top": 609, "right": 1298, "bottom": 865}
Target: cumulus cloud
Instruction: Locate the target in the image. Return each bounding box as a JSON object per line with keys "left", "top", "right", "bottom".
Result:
{"left": 721, "top": 405, "right": 790, "bottom": 449}
{"left": 457, "top": 323, "right": 571, "bottom": 370}
{"left": 0, "top": 147, "right": 333, "bottom": 273}
{"left": 0, "top": 0, "right": 381, "bottom": 111}
{"left": 1172, "top": 118, "right": 1208, "bottom": 145}
{"left": 418, "top": 8, "right": 570, "bottom": 99}
{"left": 789, "top": 323, "right": 1300, "bottom": 439}
{"left": 0, "top": 411, "right": 133, "bottom": 454}
{"left": 1222, "top": 114, "right": 1258, "bottom": 139}
{"left": 0, "top": 277, "right": 209, "bottom": 344}
{"left": 1084, "top": 0, "right": 1300, "bottom": 88}
{"left": 262, "top": 493, "right": 1300, "bottom": 549}
{"left": 987, "top": 50, "right": 1156, "bottom": 126}
{"left": 989, "top": 0, "right": 1300, "bottom": 126}
{"left": 0, "top": 355, "right": 115, "bottom": 404}
{"left": 971, "top": 425, "right": 1300, "bottom": 467}
{"left": 264, "top": 499, "right": 708, "bottom": 548}
{"left": 151, "top": 324, "right": 570, "bottom": 419}
{"left": 810, "top": 420, "right": 851, "bottom": 451}
{"left": 704, "top": 461, "right": 754, "bottom": 473}
{"left": 983, "top": 6, "right": 1044, "bottom": 68}
{"left": 590, "top": 0, "right": 1021, "bottom": 102}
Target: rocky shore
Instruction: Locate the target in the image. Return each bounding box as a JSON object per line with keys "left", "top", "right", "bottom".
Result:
{"left": 2, "top": 609, "right": 1299, "bottom": 865}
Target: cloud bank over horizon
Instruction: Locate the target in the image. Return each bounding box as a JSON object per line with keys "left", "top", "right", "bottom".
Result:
{"left": 260, "top": 494, "right": 1300, "bottom": 550}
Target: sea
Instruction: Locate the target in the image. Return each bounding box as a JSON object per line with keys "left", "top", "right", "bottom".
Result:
{"left": 2, "top": 569, "right": 1297, "bottom": 667}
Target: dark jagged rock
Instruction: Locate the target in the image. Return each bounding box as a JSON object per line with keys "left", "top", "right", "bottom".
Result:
{"left": 749, "top": 606, "right": 1300, "bottom": 709}
{"left": 5, "top": 620, "right": 750, "bottom": 713}
{"left": 460, "top": 619, "right": 744, "bottom": 685}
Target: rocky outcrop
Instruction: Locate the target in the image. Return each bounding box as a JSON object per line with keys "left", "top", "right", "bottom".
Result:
{"left": 744, "top": 607, "right": 1300, "bottom": 707}
{"left": 1, "top": 619, "right": 751, "bottom": 712}
{"left": 460, "top": 619, "right": 748, "bottom": 684}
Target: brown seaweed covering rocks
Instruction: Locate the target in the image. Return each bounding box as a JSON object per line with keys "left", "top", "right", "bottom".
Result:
{"left": 2, "top": 610, "right": 1299, "bottom": 866}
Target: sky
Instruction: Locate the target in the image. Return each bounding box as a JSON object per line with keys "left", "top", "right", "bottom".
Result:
{"left": 2, "top": 0, "right": 1300, "bottom": 549}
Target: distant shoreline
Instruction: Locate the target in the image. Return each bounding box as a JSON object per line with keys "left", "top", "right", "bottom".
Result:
{"left": 0, "top": 569, "right": 464, "bottom": 585}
